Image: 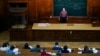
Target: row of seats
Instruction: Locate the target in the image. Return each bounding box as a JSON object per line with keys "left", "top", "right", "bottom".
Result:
{"left": 0, "top": 42, "right": 100, "bottom": 56}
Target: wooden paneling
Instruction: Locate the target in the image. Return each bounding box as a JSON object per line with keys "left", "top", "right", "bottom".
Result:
{"left": 37, "top": 0, "right": 53, "bottom": 18}
{"left": 71, "top": 30, "right": 100, "bottom": 41}
{"left": 49, "top": 18, "right": 60, "bottom": 23}
{"left": 9, "top": 26, "right": 100, "bottom": 41}
{"left": 8, "top": 0, "right": 27, "bottom": 2}
{"left": 9, "top": 25, "right": 33, "bottom": 41}
{"left": 88, "top": 0, "right": 93, "bottom": 16}
{"left": 0, "top": 0, "right": 5, "bottom": 15}
{"left": 28, "top": 0, "right": 37, "bottom": 23}
{"left": 32, "top": 30, "right": 70, "bottom": 41}
{"left": 88, "top": 0, "right": 100, "bottom": 16}
{"left": 9, "top": 29, "right": 27, "bottom": 41}
{"left": 67, "top": 17, "right": 91, "bottom": 23}
{"left": 32, "top": 30, "right": 100, "bottom": 42}
{"left": 92, "top": 0, "right": 100, "bottom": 7}
{"left": 28, "top": 0, "right": 53, "bottom": 23}
{"left": 0, "top": 0, "right": 8, "bottom": 32}
{"left": 26, "top": 25, "right": 33, "bottom": 41}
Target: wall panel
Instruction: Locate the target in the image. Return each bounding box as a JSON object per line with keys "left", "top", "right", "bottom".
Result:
{"left": 28, "top": 0, "right": 37, "bottom": 23}
{"left": 37, "top": 0, "right": 53, "bottom": 18}
{"left": 0, "top": 0, "right": 5, "bottom": 15}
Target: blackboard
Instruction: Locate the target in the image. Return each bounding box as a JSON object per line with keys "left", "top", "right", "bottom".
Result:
{"left": 54, "top": 0, "right": 87, "bottom": 16}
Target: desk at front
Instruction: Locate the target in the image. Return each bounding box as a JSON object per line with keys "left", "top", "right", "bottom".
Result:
{"left": 32, "top": 23, "right": 100, "bottom": 41}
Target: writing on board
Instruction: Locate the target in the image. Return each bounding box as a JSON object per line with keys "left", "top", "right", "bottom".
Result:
{"left": 54, "top": 0, "right": 87, "bottom": 16}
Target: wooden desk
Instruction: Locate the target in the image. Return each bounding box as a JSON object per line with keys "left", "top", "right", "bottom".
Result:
{"left": 9, "top": 25, "right": 33, "bottom": 41}
{"left": 32, "top": 23, "right": 100, "bottom": 41}
{"left": 32, "top": 23, "right": 100, "bottom": 30}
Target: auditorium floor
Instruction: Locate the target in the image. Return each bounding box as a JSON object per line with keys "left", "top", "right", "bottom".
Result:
{"left": 0, "top": 31, "right": 100, "bottom": 48}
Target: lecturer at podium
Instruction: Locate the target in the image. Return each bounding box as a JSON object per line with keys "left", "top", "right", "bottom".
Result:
{"left": 59, "top": 8, "right": 68, "bottom": 23}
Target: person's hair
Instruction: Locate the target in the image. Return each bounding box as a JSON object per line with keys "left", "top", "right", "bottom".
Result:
{"left": 36, "top": 44, "right": 40, "bottom": 48}
{"left": 10, "top": 45, "right": 15, "bottom": 50}
{"left": 62, "top": 8, "right": 66, "bottom": 11}
{"left": 83, "top": 45, "right": 89, "bottom": 51}
{"left": 82, "top": 45, "right": 93, "bottom": 53}
{"left": 55, "top": 42, "right": 59, "bottom": 45}
{"left": 2, "top": 42, "right": 9, "bottom": 47}
{"left": 24, "top": 43, "right": 30, "bottom": 49}
{"left": 63, "top": 45, "right": 68, "bottom": 50}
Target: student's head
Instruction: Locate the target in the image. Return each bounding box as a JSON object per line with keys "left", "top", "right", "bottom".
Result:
{"left": 40, "top": 48, "right": 47, "bottom": 55}
{"left": 62, "top": 8, "right": 66, "bottom": 11}
{"left": 84, "top": 45, "right": 89, "bottom": 51}
{"left": 24, "top": 43, "right": 30, "bottom": 49}
{"left": 83, "top": 45, "right": 92, "bottom": 53}
{"left": 36, "top": 44, "right": 40, "bottom": 48}
{"left": 2, "top": 42, "right": 9, "bottom": 47}
{"left": 55, "top": 42, "right": 59, "bottom": 45}
{"left": 63, "top": 45, "right": 68, "bottom": 50}
{"left": 10, "top": 45, "right": 15, "bottom": 50}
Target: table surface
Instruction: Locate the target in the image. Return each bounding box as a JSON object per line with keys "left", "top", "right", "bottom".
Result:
{"left": 32, "top": 23, "right": 100, "bottom": 30}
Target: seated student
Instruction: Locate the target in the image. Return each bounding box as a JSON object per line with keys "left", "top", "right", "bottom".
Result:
{"left": 91, "top": 48, "right": 100, "bottom": 54}
{"left": 61, "top": 45, "right": 72, "bottom": 53}
{"left": 56, "top": 50, "right": 62, "bottom": 56}
{"left": 97, "top": 50, "right": 100, "bottom": 54}
{"left": 23, "top": 43, "right": 32, "bottom": 49}
{"left": 52, "top": 42, "right": 62, "bottom": 50}
{"left": 82, "top": 45, "right": 93, "bottom": 53}
{"left": 0, "top": 42, "right": 10, "bottom": 51}
{"left": 92, "top": 48, "right": 98, "bottom": 54}
{"left": 40, "top": 48, "right": 51, "bottom": 56}
{"left": 30, "top": 44, "right": 40, "bottom": 52}
{"left": 6, "top": 45, "right": 20, "bottom": 55}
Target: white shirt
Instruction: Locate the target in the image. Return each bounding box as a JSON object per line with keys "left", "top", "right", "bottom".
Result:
{"left": 13, "top": 48, "right": 20, "bottom": 55}
{"left": 0, "top": 46, "right": 10, "bottom": 51}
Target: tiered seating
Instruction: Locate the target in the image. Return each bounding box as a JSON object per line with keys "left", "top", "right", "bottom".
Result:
{"left": 0, "top": 42, "right": 100, "bottom": 56}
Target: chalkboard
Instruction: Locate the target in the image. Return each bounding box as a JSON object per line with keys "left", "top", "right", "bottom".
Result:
{"left": 54, "top": 0, "right": 87, "bottom": 16}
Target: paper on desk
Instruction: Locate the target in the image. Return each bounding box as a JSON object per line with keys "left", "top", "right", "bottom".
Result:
{"left": 38, "top": 23, "right": 50, "bottom": 27}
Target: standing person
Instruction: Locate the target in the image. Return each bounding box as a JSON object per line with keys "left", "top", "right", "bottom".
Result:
{"left": 59, "top": 8, "right": 68, "bottom": 23}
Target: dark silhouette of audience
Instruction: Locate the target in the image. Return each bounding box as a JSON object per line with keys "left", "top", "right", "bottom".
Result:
{"left": 82, "top": 45, "right": 93, "bottom": 53}
{"left": 0, "top": 42, "right": 10, "bottom": 51}
{"left": 23, "top": 43, "right": 32, "bottom": 49}
{"left": 30, "top": 44, "right": 40, "bottom": 52}
{"left": 6, "top": 45, "right": 20, "bottom": 55}
{"left": 61, "top": 45, "right": 72, "bottom": 53}
{"left": 52, "top": 42, "right": 62, "bottom": 50}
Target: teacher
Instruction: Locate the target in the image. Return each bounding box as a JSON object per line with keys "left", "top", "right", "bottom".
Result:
{"left": 59, "top": 8, "right": 68, "bottom": 23}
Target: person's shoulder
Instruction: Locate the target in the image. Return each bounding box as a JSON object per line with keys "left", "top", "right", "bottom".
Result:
{"left": 13, "top": 48, "right": 19, "bottom": 52}
{"left": 30, "top": 47, "right": 40, "bottom": 52}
